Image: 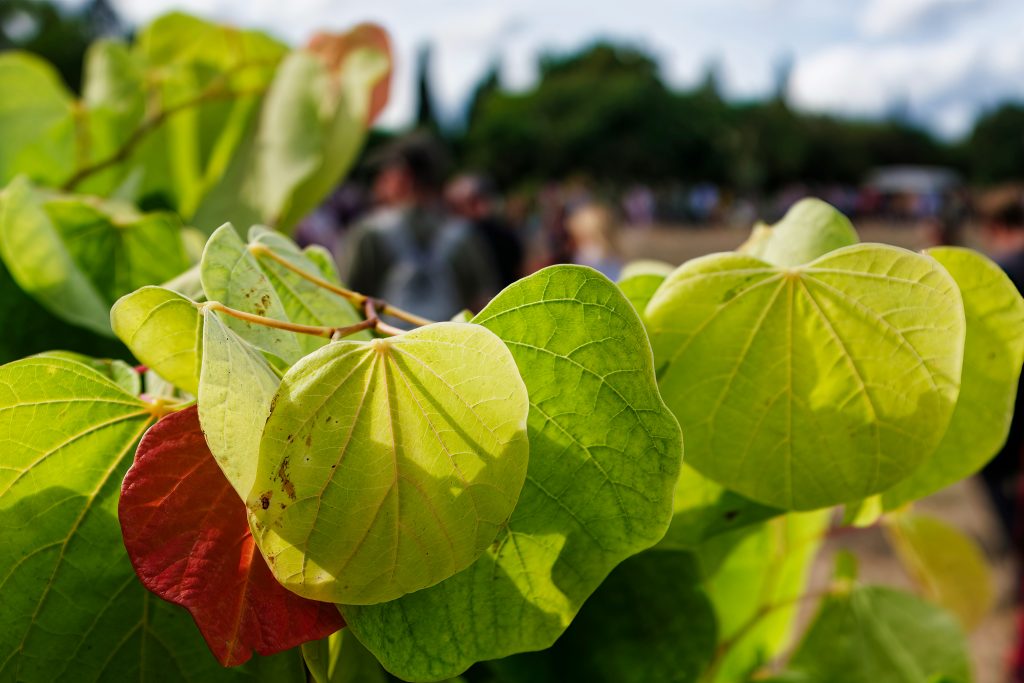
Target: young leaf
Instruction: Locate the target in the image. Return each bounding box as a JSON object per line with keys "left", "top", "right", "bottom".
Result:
{"left": 489, "top": 551, "right": 717, "bottom": 683}
{"left": 343, "top": 265, "right": 683, "bottom": 680}
{"left": 738, "top": 198, "right": 858, "bottom": 267}
{"left": 200, "top": 224, "right": 304, "bottom": 363}
{"left": 780, "top": 586, "right": 971, "bottom": 683}
{"left": 111, "top": 286, "right": 203, "bottom": 396}
{"left": 0, "top": 356, "right": 298, "bottom": 680}
{"left": 119, "top": 406, "right": 344, "bottom": 667}
{"left": 248, "top": 226, "right": 370, "bottom": 350}
{"left": 883, "top": 247, "right": 1024, "bottom": 507}
{"left": 617, "top": 259, "right": 674, "bottom": 315}
{"left": 884, "top": 512, "right": 994, "bottom": 631}
{"left": 646, "top": 244, "right": 965, "bottom": 509}
{"left": 249, "top": 322, "right": 530, "bottom": 605}
{"left": 197, "top": 309, "right": 281, "bottom": 500}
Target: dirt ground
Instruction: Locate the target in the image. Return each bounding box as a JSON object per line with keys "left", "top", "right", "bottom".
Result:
{"left": 621, "top": 222, "right": 1017, "bottom": 683}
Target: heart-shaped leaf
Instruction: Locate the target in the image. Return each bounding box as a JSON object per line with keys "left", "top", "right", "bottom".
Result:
{"left": 883, "top": 247, "right": 1024, "bottom": 507}
{"left": 738, "top": 198, "right": 858, "bottom": 267}
{"left": 119, "top": 406, "right": 344, "bottom": 667}
{"left": 646, "top": 244, "right": 964, "bottom": 509}
{"left": 0, "top": 355, "right": 301, "bottom": 680}
{"left": 343, "top": 266, "right": 683, "bottom": 681}
{"left": 249, "top": 322, "right": 530, "bottom": 605}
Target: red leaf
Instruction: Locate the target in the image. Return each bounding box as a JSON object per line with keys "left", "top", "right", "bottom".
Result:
{"left": 305, "top": 23, "right": 392, "bottom": 124}
{"left": 118, "top": 406, "right": 343, "bottom": 666}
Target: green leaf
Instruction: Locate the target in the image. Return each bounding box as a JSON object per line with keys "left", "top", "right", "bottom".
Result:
{"left": 197, "top": 309, "right": 281, "bottom": 500}
{"left": 489, "top": 551, "right": 717, "bottom": 683}
{"left": 883, "top": 247, "right": 1024, "bottom": 507}
{"left": 0, "top": 52, "right": 75, "bottom": 187}
{"left": 111, "top": 286, "right": 203, "bottom": 395}
{"left": 781, "top": 586, "right": 972, "bottom": 683}
{"left": 0, "top": 178, "right": 113, "bottom": 335}
{"left": 248, "top": 226, "right": 370, "bottom": 351}
{"left": 0, "top": 178, "right": 190, "bottom": 335}
{"left": 703, "top": 511, "right": 829, "bottom": 683}
{"left": 738, "top": 198, "right": 858, "bottom": 267}
{"left": 258, "top": 38, "right": 389, "bottom": 230}
{"left": 344, "top": 265, "right": 683, "bottom": 680}
{"left": 884, "top": 512, "right": 994, "bottom": 631}
{"left": 303, "top": 244, "right": 343, "bottom": 284}
{"left": 617, "top": 260, "right": 674, "bottom": 315}
{"left": 657, "top": 464, "right": 781, "bottom": 551}
{"left": 646, "top": 244, "right": 965, "bottom": 509}
{"left": 302, "top": 631, "right": 388, "bottom": 683}
{"left": 0, "top": 355, "right": 305, "bottom": 681}
{"left": 250, "top": 322, "right": 530, "bottom": 605}
{"left": 35, "top": 351, "right": 140, "bottom": 396}
{"left": 200, "top": 223, "right": 304, "bottom": 362}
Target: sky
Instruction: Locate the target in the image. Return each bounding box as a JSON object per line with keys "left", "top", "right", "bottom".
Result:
{"left": 61, "top": 0, "right": 1024, "bottom": 139}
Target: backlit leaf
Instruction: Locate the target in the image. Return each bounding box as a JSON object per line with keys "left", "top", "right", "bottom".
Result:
{"left": 249, "top": 322, "right": 530, "bottom": 605}
{"left": 197, "top": 309, "right": 281, "bottom": 499}
{"left": 344, "top": 265, "right": 683, "bottom": 680}
{"left": 738, "top": 198, "right": 858, "bottom": 267}
{"left": 646, "top": 244, "right": 964, "bottom": 509}
{"left": 111, "top": 285, "right": 203, "bottom": 395}
{"left": 884, "top": 512, "right": 994, "bottom": 631}
{"left": 884, "top": 247, "right": 1024, "bottom": 507}
{"left": 119, "top": 406, "right": 344, "bottom": 666}
{"left": 200, "top": 223, "right": 303, "bottom": 362}
{"left": 617, "top": 259, "right": 674, "bottom": 315}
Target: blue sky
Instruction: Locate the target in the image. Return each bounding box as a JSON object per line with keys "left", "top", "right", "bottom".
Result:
{"left": 61, "top": 0, "right": 1024, "bottom": 138}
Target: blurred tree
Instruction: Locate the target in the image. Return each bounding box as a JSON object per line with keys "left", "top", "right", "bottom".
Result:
{"left": 966, "top": 103, "right": 1024, "bottom": 184}
{"left": 0, "top": 0, "right": 123, "bottom": 92}
{"left": 415, "top": 44, "right": 441, "bottom": 134}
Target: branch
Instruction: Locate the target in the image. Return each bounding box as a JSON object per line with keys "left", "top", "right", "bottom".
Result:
{"left": 61, "top": 61, "right": 274, "bottom": 191}
{"left": 201, "top": 301, "right": 376, "bottom": 340}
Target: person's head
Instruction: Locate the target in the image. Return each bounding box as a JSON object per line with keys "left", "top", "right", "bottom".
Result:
{"left": 369, "top": 133, "right": 448, "bottom": 207}
{"left": 566, "top": 202, "right": 620, "bottom": 258}
{"left": 980, "top": 191, "right": 1024, "bottom": 254}
{"left": 445, "top": 174, "right": 499, "bottom": 221}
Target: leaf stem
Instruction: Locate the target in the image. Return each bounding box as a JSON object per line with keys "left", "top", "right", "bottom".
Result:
{"left": 202, "top": 301, "right": 376, "bottom": 340}
{"left": 363, "top": 299, "right": 406, "bottom": 336}
{"left": 248, "top": 244, "right": 435, "bottom": 327}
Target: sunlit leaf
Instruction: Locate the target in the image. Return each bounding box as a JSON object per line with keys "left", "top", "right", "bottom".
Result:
{"left": 35, "top": 351, "right": 141, "bottom": 396}
{"left": 197, "top": 309, "right": 280, "bottom": 499}
{"left": 884, "top": 247, "right": 1024, "bottom": 507}
{"left": 703, "top": 511, "right": 829, "bottom": 682}
{"left": 344, "top": 265, "right": 683, "bottom": 680}
{"left": 738, "top": 198, "right": 858, "bottom": 267}
{"left": 250, "top": 322, "right": 530, "bottom": 605}
{"left": 111, "top": 286, "right": 203, "bottom": 395}
{"left": 646, "top": 244, "right": 964, "bottom": 509}
{"left": 617, "top": 259, "right": 674, "bottom": 315}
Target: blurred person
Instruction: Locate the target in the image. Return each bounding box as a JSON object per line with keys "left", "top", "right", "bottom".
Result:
{"left": 446, "top": 173, "right": 524, "bottom": 288}
{"left": 340, "top": 134, "right": 498, "bottom": 322}
{"left": 566, "top": 202, "right": 623, "bottom": 280}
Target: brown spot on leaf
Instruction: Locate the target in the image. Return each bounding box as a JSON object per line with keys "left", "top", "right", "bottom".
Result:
{"left": 259, "top": 492, "right": 272, "bottom": 510}
{"left": 278, "top": 457, "right": 296, "bottom": 500}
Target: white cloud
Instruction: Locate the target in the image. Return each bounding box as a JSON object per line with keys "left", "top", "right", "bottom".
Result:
{"left": 860, "top": 0, "right": 986, "bottom": 38}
